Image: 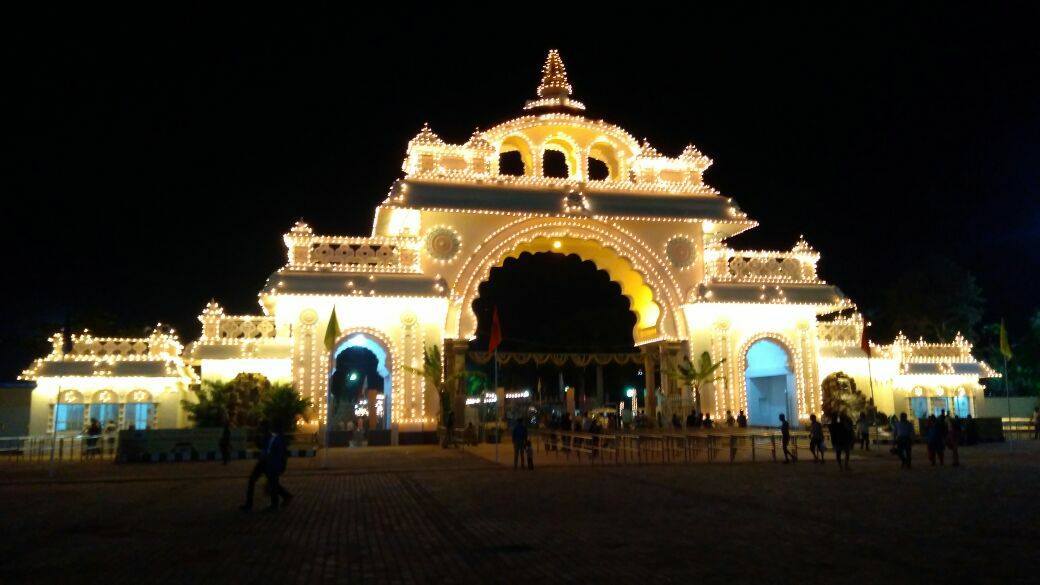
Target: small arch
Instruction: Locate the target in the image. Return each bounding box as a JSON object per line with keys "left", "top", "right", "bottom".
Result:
{"left": 53, "top": 390, "right": 85, "bottom": 433}
{"left": 542, "top": 134, "right": 581, "bottom": 179}
{"left": 588, "top": 140, "right": 622, "bottom": 180}
{"left": 90, "top": 390, "right": 120, "bottom": 428}
{"left": 498, "top": 135, "right": 534, "bottom": 176}
{"left": 498, "top": 150, "right": 525, "bottom": 176}
{"left": 587, "top": 157, "right": 610, "bottom": 181}
{"left": 542, "top": 149, "right": 569, "bottom": 178}
{"left": 124, "top": 389, "right": 155, "bottom": 430}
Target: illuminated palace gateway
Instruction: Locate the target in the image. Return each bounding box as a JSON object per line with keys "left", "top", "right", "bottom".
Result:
{"left": 21, "top": 51, "right": 996, "bottom": 434}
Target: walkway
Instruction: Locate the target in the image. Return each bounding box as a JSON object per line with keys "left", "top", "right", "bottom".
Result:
{"left": 2, "top": 444, "right": 1038, "bottom": 583}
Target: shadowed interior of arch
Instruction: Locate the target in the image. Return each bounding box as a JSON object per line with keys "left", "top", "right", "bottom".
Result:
{"left": 472, "top": 251, "right": 636, "bottom": 352}
{"left": 330, "top": 334, "right": 390, "bottom": 429}
{"left": 479, "top": 236, "right": 661, "bottom": 341}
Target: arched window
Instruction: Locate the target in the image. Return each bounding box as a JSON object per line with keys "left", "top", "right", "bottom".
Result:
{"left": 498, "top": 135, "right": 533, "bottom": 176}
{"left": 589, "top": 142, "right": 621, "bottom": 180}
{"left": 55, "top": 390, "right": 85, "bottom": 432}
{"left": 90, "top": 390, "right": 119, "bottom": 429}
{"left": 588, "top": 157, "right": 610, "bottom": 180}
{"left": 498, "top": 150, "right": 525, "bottom": 176}
{"left": 542, "top": 149, "right": 569, "bottom": 178}
{"left": 124, "top": 389, "right": 154, "bottom": 430}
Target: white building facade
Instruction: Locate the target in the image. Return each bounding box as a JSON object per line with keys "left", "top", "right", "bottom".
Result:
{"left": 21, "top": 51, "right": 996, "bottom": 433}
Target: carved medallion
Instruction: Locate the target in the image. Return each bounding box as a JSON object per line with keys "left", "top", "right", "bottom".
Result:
{"left": 425, "top": 227, "right": 460, "bottom": 261}
{"left": 666, "top": 236, "right": 696, "bottom": 269}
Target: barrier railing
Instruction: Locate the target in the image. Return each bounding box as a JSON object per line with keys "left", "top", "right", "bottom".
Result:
{"left": 533, "top": 428, "right": 837, "bottom": 465}
{"left": 0, "top": 434, "right": 120, "bottom": 463}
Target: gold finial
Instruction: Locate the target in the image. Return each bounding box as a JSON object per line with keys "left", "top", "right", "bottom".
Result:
{"left": 537, "top": 49, "right": 572, "bottom": 99}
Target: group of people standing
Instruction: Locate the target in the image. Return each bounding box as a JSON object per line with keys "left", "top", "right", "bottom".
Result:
{"left": 673, "top": 409, "right": 749, "bottom": 430}
{"left": 801, "top": 412, "right": 857, "bottom": 469}
{"left": 797, "top": 409, "right": 968, "bottom": 470}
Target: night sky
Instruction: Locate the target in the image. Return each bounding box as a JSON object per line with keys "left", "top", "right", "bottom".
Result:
{"left": 5, "top": 6, "right": 1040, "bottom": 380}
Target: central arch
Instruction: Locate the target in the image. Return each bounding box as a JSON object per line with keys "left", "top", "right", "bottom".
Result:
{"left": 448, "top": 218, "right": 685, "bottom": 345}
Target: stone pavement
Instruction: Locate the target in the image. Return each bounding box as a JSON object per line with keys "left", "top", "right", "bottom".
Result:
{"left": 2, "top": 443, "right": 1039, "bottom": 584}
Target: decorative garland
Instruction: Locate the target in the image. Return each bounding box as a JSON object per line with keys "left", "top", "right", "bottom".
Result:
{"left": 467, "top": 351, "right": 646, "bottom": 367}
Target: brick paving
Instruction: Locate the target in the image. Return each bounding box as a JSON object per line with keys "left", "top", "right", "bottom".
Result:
{"left": 1, "top": 443, "right": 1038, "bottom": 584}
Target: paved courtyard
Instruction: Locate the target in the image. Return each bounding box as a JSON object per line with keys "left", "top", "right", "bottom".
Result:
{"left": 2, "top": 442, "right": 1038, "bottom": 584}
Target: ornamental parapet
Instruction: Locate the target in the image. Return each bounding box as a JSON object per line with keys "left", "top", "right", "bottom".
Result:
{"left": 704, "top": 237, "right": 822, "bottom": 284}
{"left": 198, "top": 303, "right": 284, "bottom": 341}
{"left": 282, "top": 221, "right": 421, "bottom": 274}
{"left": 19, "top": 329, "right": 195, "bottom": 381}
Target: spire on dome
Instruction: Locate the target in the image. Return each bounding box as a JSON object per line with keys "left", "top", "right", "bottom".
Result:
{"left": 537, "top": 49, "right": 572, "bottom": 99}
{"left": 525, "top": 50, "right": 585, "bottom": 112}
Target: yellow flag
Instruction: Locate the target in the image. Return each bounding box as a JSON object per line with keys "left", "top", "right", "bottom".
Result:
{"left": 323, "top": 307, "right": 340, "bottom": 351}
{"left": 999, "top": 319, "right": 1013, "bottom": 361}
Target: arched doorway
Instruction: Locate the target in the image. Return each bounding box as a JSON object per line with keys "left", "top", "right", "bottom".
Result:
{"left": 330, "top": 332, "right": 392, "bottom": 429}
{"left": 470, "top": 251, "right": 642, "bottom": 419}
{"left": 744, "top": 339, "right": 798, "bottom": 427}
{"left": 448, "top": 217, "right": 686, "bottom": 345}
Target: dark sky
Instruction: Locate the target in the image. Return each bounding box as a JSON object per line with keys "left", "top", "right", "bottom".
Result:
{"left": 5, "top": 6, "right": 1040, "bottom": 380}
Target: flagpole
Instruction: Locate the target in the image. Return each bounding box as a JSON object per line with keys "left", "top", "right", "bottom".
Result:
{"left": 1004, "top": 354, "right": 1012, "bottom": 453}
{"left": 494, "top": 347, "right": 499, "bottom": 464}
{"left": 1000, "top": 320, "right": 1013, "bottom": 453}
{"left": 324, "top": 356, "right": 331, "bottom": 469}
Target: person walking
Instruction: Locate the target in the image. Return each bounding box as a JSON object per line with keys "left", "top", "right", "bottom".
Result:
{"left": 725, "top": 410, "right": 736, "bottom": 427}
{"left": 895, "top": 412, "right": 913, "bottom": 469}
{"left": 926, "top": 414, "right": 945, "bottom": 466}
{"left": 946, "top": 416, "right": 961, "bottom": 467}
{"left": 779, "top": 413, "right": 797, "bottom": 463}
{"left": 512, "top": 418, "right": 528, "bottom": 470}
{"left": 263, "top": 424, "right": 293, "bottom": 510}
{"left": 808, "top": 413, "right": 825, "bottom": 463}
{"left": 672, "top": 413, "right": 682, "bottom": 430}
{"left": 703, "top": 413, "right": 713, "bottom": 429}
{"left": 856, "top": 412, "right": 870, "bottom": 451}
{"left": 737, "top": 410, "right": 748, "bottom": 428}
{"left": 241, "top": 421, "right": 271, "bottom": 511}
{"left": 829, "top": 413, "right": 851, "bottom": 470}
{"left": 219, "top": 419, "right": 232, "bottom": 465}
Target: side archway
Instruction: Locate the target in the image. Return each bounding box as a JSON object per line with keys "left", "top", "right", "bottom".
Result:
{"left": 737, "top": 334, "right": 805, "bottom": 427}
{"left": 330, "top": 327, "right": 397, "bottom": 429}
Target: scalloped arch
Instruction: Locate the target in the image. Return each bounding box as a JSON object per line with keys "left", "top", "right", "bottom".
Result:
{"left": 447, "top": 217, "right": 685, "bottom": 345}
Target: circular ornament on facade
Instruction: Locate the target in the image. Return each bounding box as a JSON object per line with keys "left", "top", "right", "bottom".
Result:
{"left": 299, "top": 308, "right": 319, "bottom": 325}
{"left": 425, "top": 227, "right": 461, "bottom": 261}
{"left": 666, "top": 236, "right": 696, "bottom": 269}
{"left": 400, "top": 311, "right": 418, "bottom": 327}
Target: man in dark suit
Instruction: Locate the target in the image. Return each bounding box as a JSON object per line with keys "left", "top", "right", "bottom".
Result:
{"left": 240, "top": 420, "right": 271, "bottom": 512}
{"left": 263, "top": 426, "right": 293, "bottom": 510}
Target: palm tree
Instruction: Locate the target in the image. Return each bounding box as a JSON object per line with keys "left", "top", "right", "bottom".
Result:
{"left": 666, "top": 351, "right": 726, "bottom": 410}
{"left": 181, "top": 379, "right": 235, "bottom": 427}
{"left": 405, "top": 343, "right": 486, "bottom": 427}
{"left": 258, "top": 384, "right": 313, "bottom": 433}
